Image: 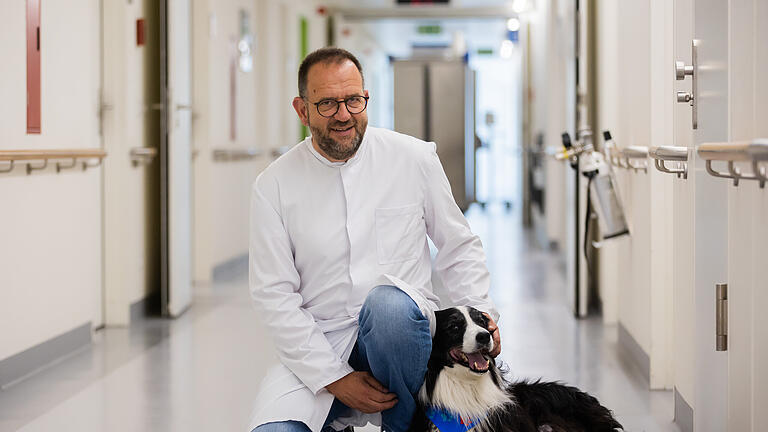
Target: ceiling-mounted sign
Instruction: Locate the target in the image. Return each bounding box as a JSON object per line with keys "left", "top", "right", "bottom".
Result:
{"left": 397, "top": 0, "right": 450, "bottom": 4}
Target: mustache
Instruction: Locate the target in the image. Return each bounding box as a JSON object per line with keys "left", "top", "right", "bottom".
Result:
{"left": 328, "top": 120, "right": 356, "bottom": 129}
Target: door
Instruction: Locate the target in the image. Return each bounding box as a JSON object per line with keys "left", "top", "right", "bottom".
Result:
{"left": 101, "top": 0, "right": 162, "bottom": 326}
{"left": 161, "top": 0, "right": 193, "bottom": 317}
{"left": 672, "top": 0, "right": 730, "bottom": 429}
{"left": 690, "top": 0, "right": 730, "bottom": 427}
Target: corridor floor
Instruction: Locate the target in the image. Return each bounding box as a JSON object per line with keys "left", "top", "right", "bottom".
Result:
{"left": 0, "top": 204, "right": 679, "bottom": 432}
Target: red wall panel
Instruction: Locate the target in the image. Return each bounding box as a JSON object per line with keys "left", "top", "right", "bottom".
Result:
{"left": 27, "top": 0, "right": 41, "bottom": 134}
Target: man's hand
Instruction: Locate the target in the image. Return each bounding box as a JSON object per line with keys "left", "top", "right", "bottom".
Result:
{"left": 325, "top": 371, "right": 398, "bottom": 414}
{"left": 483, "top": 313, "right": 502, "bottom": 358}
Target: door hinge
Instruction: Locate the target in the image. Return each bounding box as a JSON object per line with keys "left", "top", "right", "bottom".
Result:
{"left": 716, "top": 283, "right": 728, "bottom": 351}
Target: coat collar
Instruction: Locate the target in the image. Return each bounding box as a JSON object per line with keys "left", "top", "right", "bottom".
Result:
{"left": 305, "top": 127, "right": 371, "bottom": 168}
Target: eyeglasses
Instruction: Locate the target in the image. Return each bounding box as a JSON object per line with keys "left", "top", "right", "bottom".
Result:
{"left": 309, "top": 95, "right": 369, "bottom": 118}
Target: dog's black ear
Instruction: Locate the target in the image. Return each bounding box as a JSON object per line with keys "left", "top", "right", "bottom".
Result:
{"left": 467, "top": 307, "right": 490, "bottom": 330}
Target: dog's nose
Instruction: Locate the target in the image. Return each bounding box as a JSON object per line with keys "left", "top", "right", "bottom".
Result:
{"left": 476, "top": 331, "right": 491, "bottom": 345}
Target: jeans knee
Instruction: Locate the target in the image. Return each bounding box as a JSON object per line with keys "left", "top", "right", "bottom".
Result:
{"left": 359, "top": 285, "right": 430, "bottom": 349}
{"left": 361, "top": 285, "right": 422, "bottom": 325}
{"left": 252, "top": 421, "right": 311, "bottom": 432}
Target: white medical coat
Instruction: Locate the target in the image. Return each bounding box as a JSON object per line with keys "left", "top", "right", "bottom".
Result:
{"left": 248, "top": 127, "right": 498, "bottom": 432}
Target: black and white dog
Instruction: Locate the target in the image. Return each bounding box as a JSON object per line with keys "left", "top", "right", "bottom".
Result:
{"left": 408, "top": 306, "right": 623, "bottom": 432}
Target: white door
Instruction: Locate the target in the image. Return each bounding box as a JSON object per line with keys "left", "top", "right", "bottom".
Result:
{"left": 673, "top": 0, "right": 730, "bottom": 429}
{"left": 725, "top": 0, "right": 768, "bottom": 430}
{"left": 692, "top": 0, "right": 730, "bottom": 429}
{"left": 162, "top": 0, "right": 192, "bottom": 317}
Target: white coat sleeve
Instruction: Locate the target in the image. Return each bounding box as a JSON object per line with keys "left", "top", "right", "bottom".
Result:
{"left": 420, "top": 144, "right": 500, "bottom": 322}
{"left": 249, "top": 179, "right": 354, "bottom": 394}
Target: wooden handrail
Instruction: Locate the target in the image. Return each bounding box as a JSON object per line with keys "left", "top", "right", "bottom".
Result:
{"left": 0, "top": 149, "right": 106, "bottom": 174}
{"left": 698, "top": 140, "right": 768, "bottom": 162}
{"left": 212, "top": 147, "right": 263, "bottom": 162}
{"left": 0, "top": 149, "right": 106, "bottom": 161}
{"left": 698, "top": 139, "right": 768, "bottom": 187}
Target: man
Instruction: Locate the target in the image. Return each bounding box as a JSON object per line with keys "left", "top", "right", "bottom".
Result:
{"left": 249, "top": 47, "right": 500, "bottom": 432}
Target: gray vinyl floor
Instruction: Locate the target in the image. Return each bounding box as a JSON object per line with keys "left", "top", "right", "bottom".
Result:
{"left": 0, "top": 204, "right": 680, "bottom": 432}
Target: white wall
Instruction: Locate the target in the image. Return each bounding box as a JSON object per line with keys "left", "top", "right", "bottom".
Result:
{"left": 524, "top": 0, "right": 575, "bottom": 253}
{"left": 0, "top": 0, "right": 102, "bottom": 358}
{"left": 192, "top": 0, "right": 326, "bottom": 283}
{"left": 192, "top": 0, "right": 272, "bottom": 283}
{"left": 594, "top": 0, "right": 675, "bottom": 390}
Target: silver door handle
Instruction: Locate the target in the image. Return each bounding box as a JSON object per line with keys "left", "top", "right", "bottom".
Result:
{"left": 675, "top": 61, "right": 694, "bottom": 80}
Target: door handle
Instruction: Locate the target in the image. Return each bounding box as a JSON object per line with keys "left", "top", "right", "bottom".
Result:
{"left": 674, "top": 40, "right": 698, "bottom": 129}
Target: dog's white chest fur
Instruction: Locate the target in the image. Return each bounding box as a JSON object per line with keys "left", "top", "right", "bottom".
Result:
{"left": 420, "top": 365, "right": 510, "bottom": 422}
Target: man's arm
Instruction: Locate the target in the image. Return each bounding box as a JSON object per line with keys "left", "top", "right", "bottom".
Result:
{"left": 420, "top": 144, "right": 501, "bottom": 353}
{"left": 249, "top": 180, "right": 353, "bottom": 394}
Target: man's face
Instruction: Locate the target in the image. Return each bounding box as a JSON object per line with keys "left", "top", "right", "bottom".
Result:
{"left": 292, "top": 60, "right": 369, "bottom": 162}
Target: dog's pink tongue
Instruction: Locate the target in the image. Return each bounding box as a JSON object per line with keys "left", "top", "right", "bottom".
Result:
{"left": 466, "top": 352, "right": 488, "bottom": 371}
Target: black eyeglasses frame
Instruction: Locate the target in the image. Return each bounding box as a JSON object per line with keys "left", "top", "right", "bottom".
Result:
{"left": 308, "top": 95, "right": 370, "bottom": 118}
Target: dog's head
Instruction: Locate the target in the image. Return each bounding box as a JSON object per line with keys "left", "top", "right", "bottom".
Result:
{"left": 432, "top": 306, "right": 494, "bottom": 374}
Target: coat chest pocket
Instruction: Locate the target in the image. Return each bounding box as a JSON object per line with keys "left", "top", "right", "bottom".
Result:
{"left": 375, "top": 204, "right": 426, "bottom": 265}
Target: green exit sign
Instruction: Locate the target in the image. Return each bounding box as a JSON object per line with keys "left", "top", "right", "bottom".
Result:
{"left": 417, "top": 24, "right": 442, "bottom": 34}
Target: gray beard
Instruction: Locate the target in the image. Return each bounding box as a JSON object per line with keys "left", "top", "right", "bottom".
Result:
{"left": 308, "top": 120, "right": 366, "bottom": 161}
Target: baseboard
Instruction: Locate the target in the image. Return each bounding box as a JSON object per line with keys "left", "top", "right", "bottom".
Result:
{"left": 212, "top": 253, "right": 248, "bottom": 282}
{"left": 674, "top": 386, "right": 694, "bottom": 432}
{"left": 130, "top": 290, "right": 161, "bottom": 321}
{"left": 0, "top": 322, "right": 91, "bottom": 389}
{"left": 618, "top": 322, "right": 650, "bottom": 383}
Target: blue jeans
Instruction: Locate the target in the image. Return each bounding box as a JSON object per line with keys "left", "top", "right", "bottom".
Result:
{"left": 253, "top": 285, "right": 432, "bottom": 432}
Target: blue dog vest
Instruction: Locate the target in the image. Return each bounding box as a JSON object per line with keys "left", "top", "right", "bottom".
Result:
{"left": 425, "top": 407, "right": 485, "bottom": 432}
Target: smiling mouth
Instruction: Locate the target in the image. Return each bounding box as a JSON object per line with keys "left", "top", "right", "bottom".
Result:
{"left": 449, "top": 347, "right": 490, "bottom": 373}
{"left": 330, "top": 125, "right": 354, "bottom": 133}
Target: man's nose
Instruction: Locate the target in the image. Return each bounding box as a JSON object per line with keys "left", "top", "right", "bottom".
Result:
{"left": 333, "top": 102, "right": 352, "bottom": 121}
{"left": 476, "top": 331, "right": 491, "bottom": 345}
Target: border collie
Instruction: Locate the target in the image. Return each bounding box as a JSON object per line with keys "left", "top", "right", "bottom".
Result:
{"left": 408, "top": 306, "right": 623, "bottom": 432}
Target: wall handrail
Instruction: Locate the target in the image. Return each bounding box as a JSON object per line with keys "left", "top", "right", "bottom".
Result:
{"left": 130, "top": 147, "right": 157, "bottom": 167}
{"left": 649, "top": 146, "right": 688, "bottom": 179}
{"left": 212, "top": 147, "right": 263, "bottom": 162}
{"left": 607, "top": 146, "right": 648, "bottom": 173}
{"left": 697, "top": 140, "right": 768, "bottom": 187}
{"left": 0, "top": 149, "right": 107, "bottom": 174}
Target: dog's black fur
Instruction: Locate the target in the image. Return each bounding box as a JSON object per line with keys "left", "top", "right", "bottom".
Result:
{"left": 408, "top": 306, "right": 623, "bottom": 432}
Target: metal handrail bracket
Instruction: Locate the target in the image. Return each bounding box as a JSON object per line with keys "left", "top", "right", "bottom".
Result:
{"left": 130, "top": 147, "right": 158, "bottom": 167}
{"left": 698, "top": 140, "right": 768, "bottom": 188}
{"left": 650, "top": 146, "right": 688, "bottom": 179}
{"left": 622, "top": 146, "right": 649, "bottom": 173}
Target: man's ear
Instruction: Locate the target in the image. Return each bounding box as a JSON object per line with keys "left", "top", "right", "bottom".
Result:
{"left": 292, "top": 97, "right": 309, "bottom": 127}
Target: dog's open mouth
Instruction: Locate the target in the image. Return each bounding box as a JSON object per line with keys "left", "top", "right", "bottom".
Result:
{"left": 449, "top": 348, "right": 490, "bottom": 373}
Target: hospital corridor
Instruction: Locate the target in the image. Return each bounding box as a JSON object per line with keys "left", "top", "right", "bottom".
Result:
{"left": 1, "top": 1, "right": 767, "bottom": 432}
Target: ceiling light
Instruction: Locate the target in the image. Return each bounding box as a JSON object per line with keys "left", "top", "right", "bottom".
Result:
{"left": 507, "top": 17, "right": 520, "bottom": 32}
